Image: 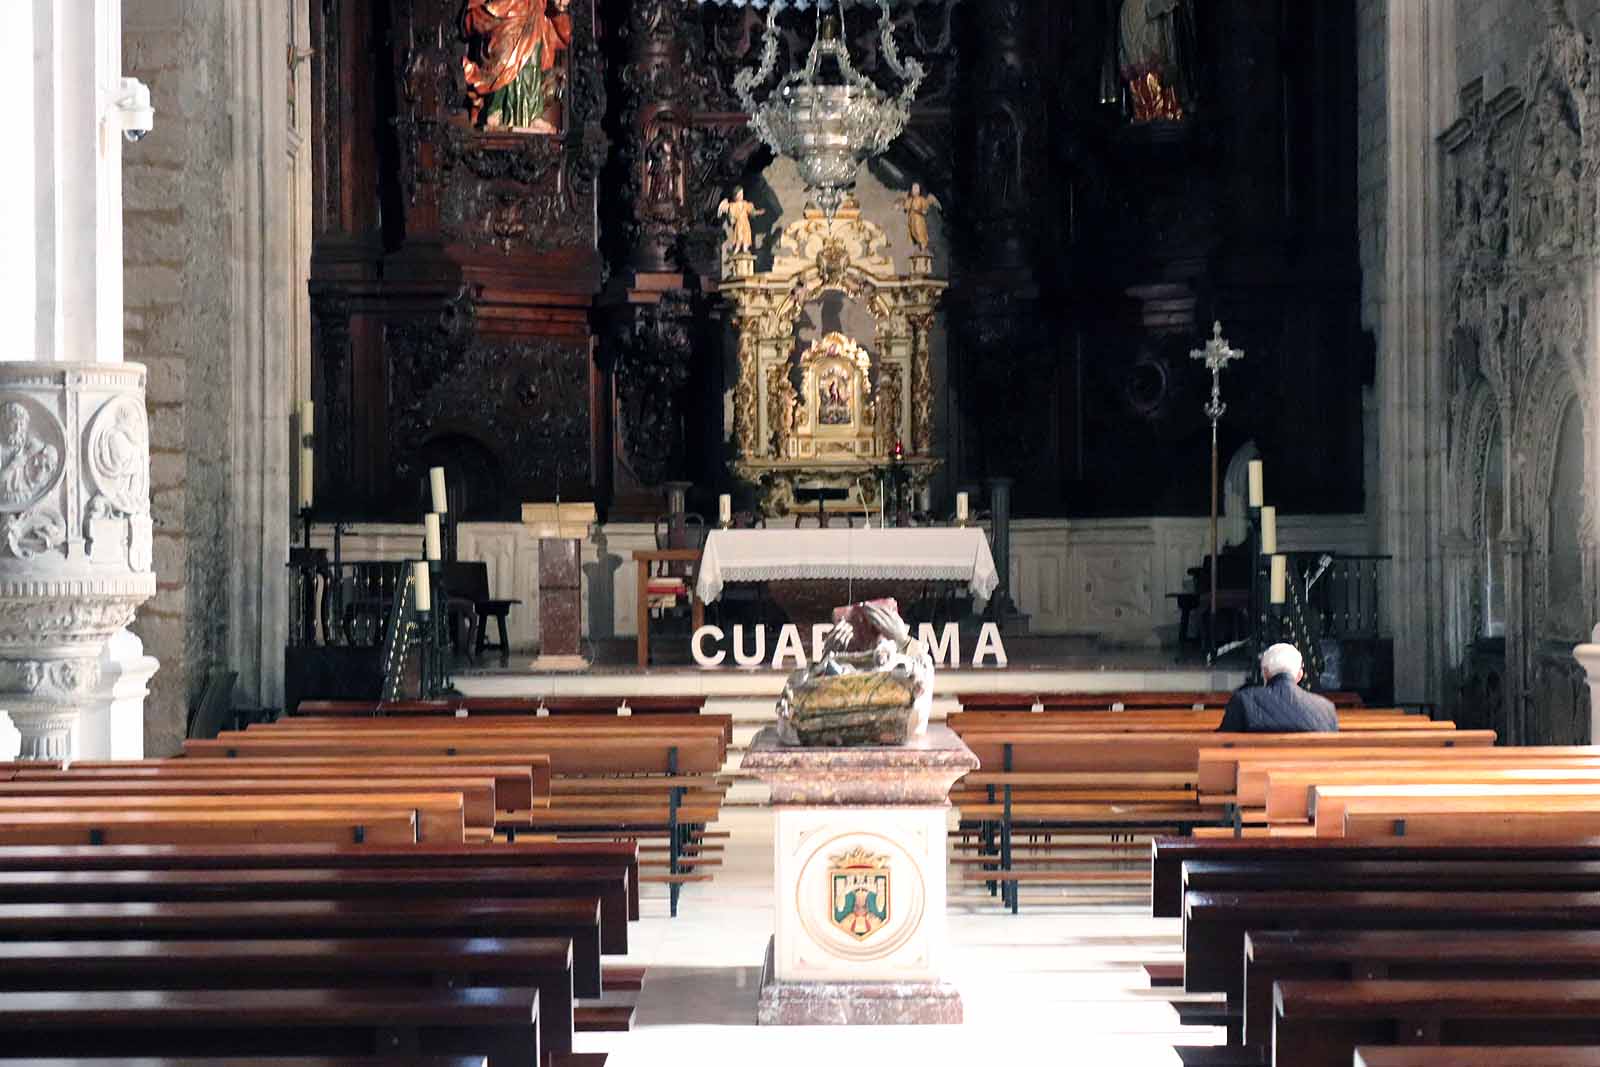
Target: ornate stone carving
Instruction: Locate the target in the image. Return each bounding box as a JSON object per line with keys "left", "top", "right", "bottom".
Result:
{"left": 0, "top": 363, "right": 156, "bottom": 758}
{"left": 1438, "top": 4, "right": 1600, "bottom": 740}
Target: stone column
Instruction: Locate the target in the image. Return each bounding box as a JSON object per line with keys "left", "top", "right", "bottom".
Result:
{"left": 0, "top": 2, "right": 157, "bottom": 758}
{"left": 1574, "top": 627, "right": 1600, "bottom": 745}
{"left": 1379, "top": 0, "right": 1455, "bottom": 706}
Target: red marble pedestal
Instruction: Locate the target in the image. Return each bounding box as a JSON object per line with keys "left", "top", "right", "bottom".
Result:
{"left": 537, "top": 537, "right": 583, "bottom": 664}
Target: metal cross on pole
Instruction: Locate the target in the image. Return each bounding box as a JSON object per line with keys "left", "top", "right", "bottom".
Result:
{"left": 1190, "top": 321, "right": 1244, "bottom": 659}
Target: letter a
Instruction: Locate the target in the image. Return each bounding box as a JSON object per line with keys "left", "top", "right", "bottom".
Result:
{"left": 772, "top": 624, "right": 806, "bottom": 668}
{"left": 973, "top": 622, "right": 1009, "bottom": 667}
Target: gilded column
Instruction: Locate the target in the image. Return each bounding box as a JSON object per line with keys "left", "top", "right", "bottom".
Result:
{"left": 734, "top": 325, "right": 760, "bottom": 459}
{"left": 910, "top": 311, "right": 935, "bottom": 455}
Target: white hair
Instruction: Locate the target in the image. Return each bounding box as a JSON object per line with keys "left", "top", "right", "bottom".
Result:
{"left": 1260, "top": 643, "right": 1304, "bottom": 682}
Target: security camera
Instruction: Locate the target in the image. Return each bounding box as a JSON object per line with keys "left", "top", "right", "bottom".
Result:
{"left": 113, "top": 78, "right": 154, "bottom": 143}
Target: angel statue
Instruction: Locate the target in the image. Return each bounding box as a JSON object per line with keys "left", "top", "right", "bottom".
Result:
{"left": 896, "top": 182, "right": 942, "bottom": 252}
{"left": 717, "top": 186, "right": 765, "bottom": 255}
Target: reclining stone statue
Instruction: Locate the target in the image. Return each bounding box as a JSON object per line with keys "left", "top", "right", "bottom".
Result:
{"left": 775, "top": 599, "right": 934, "bottom": 747}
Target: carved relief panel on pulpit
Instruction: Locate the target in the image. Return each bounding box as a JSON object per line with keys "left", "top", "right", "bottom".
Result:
{"left": 723, "top": 202, "right": 945, "bottom": 517}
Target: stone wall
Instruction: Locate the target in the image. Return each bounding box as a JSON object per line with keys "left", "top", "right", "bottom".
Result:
{"left": 122, "top": 0, "right": 237, "bottom": 755}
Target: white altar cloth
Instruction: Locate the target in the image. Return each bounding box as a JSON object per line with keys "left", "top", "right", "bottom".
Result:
{"left": 694, "top": 528, "right": 999, "bottom": 605}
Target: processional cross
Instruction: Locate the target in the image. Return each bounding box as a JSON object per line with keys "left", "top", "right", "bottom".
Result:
{"left": 1189, "top": 321, "right": 1243, "bottom": 652}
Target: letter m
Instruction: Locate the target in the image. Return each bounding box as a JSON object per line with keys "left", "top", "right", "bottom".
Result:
{"left": 917, "top": 622, "right": 960, "bottom": 668}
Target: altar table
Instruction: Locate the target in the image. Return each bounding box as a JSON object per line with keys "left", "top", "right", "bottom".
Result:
{"left": 694, "top": 528, "right": 999, "bottom": 607}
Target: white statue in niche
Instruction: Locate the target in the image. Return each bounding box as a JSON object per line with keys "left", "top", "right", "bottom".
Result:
{"left": 0, "top": 403, "right": 59, "bottom": 510}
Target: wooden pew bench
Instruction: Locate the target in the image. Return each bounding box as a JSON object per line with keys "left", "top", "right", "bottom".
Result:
{"left": 1150, "top": 835, "right": 1600, "bottom": 918}
{"left": 0, "top": 792, "right": 468, "bottom": 844}
{"left": 0, "top": 986, "right": 540, "bottom": 1067}
{"left": 0, "top": 936, "right": 576, "bottom": 1058}
{"left": 292, "top": 695, "right": 707, "bottom": 717}
{"left": 1183, "top": 888, "right": 1600, "bottom": 1001}
{"left": 15, "top": 1059, "right": 499, "bottom": 1067}
{"left": 1244, "top": 928, "right": 1600, "bottom": 1053}
{"left": 0, "top": 808, "right": 419, "bottom": 847}
{"left": 1355, "top": 1049, "right": 1600, "bottom": 1066}
{"left": 956, "top": 690, "right": 1366, "bottom": 711}
{"left": 37, "top": 758, "right": 549, "bottom": 812}
{"left": 0, "top": 896, "right": 606, "bottom": 998}
{"left": 1274, "top": 979, "right": 1600, "bottom": 1067}
{"left": 0, "top": 864, "right": 632, "bottom": 955}
{"left": 1260, "top": 763, "right": 1600, "bottom": 823}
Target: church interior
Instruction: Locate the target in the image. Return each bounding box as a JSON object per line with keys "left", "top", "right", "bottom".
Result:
{"left": 6, "top": 0, "right": 1600, "bottom": 1062}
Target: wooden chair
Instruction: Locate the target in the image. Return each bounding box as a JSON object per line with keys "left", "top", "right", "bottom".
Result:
{"left": 634, "top": 513, "right": 707, "bottom": 668}
{"left": 443, "top": 560, "right": 519, "bottom": 665}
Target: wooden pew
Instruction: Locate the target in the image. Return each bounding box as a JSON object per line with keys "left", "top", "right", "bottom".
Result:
{"left": 0, "top": 842, "right": 641, "bottom": 923}
{"left": 1343, "top": 807, "right": 1600, "bottom": 840}
{"left": 0, "top": 896, "right": 606, "bottom": 998}
{"left": 1274, "top": 979, "right": 1600, "bottom": 1067}
{"left": 0, "top": 808, "right": 419, "bottom": 846}
{"left": 1243, "top": 928, "right": 1600, "bottom": 1052}
{"left": 182, "top": 735, "right": 725, "bottom": 775}
{"left": 1182, "top": 888, "right": 1600, "bottom": 1000}
{"left": 1194, "top": 742, "right": 1600, "bottom": 800}
{"left": 957, "top": 690, "right": 1366, "bottom": 711}
{"left": 14, "top": 1060, "right": 498, "bottom": 1067}
{"left": 1356, "top": 1049, "right": 1600, "bottom": 1067}
{"left": 0, "top": 792, "right": 467, "bottom": 844}
{"left": 0, "top": 777, "right": 502, "bottom": 833}
{"left": 38, "top": 758, "right": 548, "bottom": 812}
{"left": 0, "top": 936, "right": 576, "bottom": 1058}
{"left": 1150, "top": 835, "right": 1600, "bottom": 919}
{"left": 292, "top": 695, "right": 707, "bottom": 716}
{"left": 1261, "top": 763, "right": 1600, "bottom": 822}
{"left": 0, "top": 865, "right": 631, "bottom": 955}
{"left": 1313, "top": 785, "right": 1600, "bottom": 837}
{"left": 0, "top": 986, "right": 540, "bottom": 1067}
{"left": 948, "top": 729, "right": 1492, "bottom": 911}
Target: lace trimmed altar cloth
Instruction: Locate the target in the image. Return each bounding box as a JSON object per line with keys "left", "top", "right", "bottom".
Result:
{"left": 694, "top": 528, "right": 999, "bottom": 606}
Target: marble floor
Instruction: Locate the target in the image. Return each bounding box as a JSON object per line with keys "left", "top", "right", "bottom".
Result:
{"left": 573, "top": 808, "right": 1221, "bottom": 1066}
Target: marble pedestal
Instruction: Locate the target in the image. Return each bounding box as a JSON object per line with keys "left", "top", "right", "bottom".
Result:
{"left": 533, "top": 537, "right": 585, "bottom": 670}
{"left": 742, "top": 724, "right": 978, "bottom": 1025}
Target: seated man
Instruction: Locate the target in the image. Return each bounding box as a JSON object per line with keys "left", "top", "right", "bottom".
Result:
{"left": 1217, "top": 642, "right": 1338, "bottom": 733}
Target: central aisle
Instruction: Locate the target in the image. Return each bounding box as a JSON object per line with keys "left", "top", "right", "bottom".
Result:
{"left": 575, "top": 809, "right": 1219, "bottom": 1065}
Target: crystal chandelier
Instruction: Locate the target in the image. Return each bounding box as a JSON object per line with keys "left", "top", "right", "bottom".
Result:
{"left": 730, "top": 0, "right": 926, "bottom": 217}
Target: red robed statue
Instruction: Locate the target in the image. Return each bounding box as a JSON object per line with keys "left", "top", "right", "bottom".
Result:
{"left": 460, "top": 0, "right": 573, "bottom": 132}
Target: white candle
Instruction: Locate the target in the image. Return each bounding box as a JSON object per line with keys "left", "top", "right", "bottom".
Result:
{"left": 424, "top": 513, "right": 442, "bottom": 561}
{"left": 413, "top": 560, "right": 432, "bottom": 613}
{"left": 956, "top": 491, "right": 969, "bottom": 522}
{"left": 718, "top": 494, "right": 732, "bottom": 526}
{"left": 1259, "top": 505, "right": 1277, "bottom": 554}
{"left": 1269, "top": 554, "right": 1286, "bottom": 604}
{"left": 300, "top": 399, "right": 314, "bottom": 439}
{"left": 299, "top": 446, "right": 313, "bottom": 509}
{"left": 429, "top": 467, "right": 448, "bottom": 514}
{"left": 1247, "top": 460, "right": 1264, "bottom": 508}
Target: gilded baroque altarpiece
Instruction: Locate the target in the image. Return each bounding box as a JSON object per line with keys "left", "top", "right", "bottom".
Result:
{"left": 719, "top": 201, "right": 946, "bottom": 517}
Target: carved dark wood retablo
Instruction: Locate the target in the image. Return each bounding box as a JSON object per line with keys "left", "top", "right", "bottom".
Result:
{"left": 310, "top": 1, "right": 1368, "bottom": 523}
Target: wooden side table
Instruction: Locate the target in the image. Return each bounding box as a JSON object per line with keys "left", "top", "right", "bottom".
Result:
{"left": 633, "top": 548, "right": 705, "bottom": 669}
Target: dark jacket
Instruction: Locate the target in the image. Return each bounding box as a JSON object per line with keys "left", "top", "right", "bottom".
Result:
{"left": 1217, "top": 673, "right": 1339, "bottom": 733}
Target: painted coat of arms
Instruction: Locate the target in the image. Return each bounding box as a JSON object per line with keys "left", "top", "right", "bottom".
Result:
{"left": 828, "top": 846, "right": 890, "bottom": 941}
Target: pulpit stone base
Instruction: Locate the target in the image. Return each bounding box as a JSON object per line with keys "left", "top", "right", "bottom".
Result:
{"left": 757, "top": 937, "right": 962, "bottom": 1026}
{"left": 743, "top": 725, "right": 978, "bottom": 1027}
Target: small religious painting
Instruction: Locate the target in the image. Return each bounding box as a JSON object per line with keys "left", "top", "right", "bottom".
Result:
{"left": 460, "top": 0, "right": 573, "bottom": 135}
{"left": 817, "top": 365, "right": 854, "bottom": 426}
{"left": 829, "top": 847, "right": 890, "bottom": 941}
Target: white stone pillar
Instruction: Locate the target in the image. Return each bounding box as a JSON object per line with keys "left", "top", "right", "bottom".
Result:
{"left": 1575, "top": 625, "right": 1600, "bottom": 745}
{"left": 0, "top": 0, "right": 156, "bottom": 758}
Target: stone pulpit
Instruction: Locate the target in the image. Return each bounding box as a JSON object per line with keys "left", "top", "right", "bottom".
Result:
{"left": 742, "top": 724, "right": 978, "bottom": 1024}
{"left": 522, "top": 502, "right": 596, "bottom": 670}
